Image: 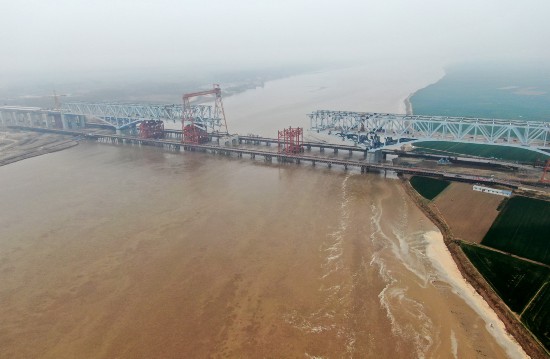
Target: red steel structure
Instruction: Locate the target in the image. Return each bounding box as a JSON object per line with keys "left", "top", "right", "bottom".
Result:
{"left": 139, "top": 120, "right": 165, "bottom": 139}
{"left": 541, "top": 159, "right": 550, "bottom": 183}
{"left": 182, "top": 124, "right": 209, "bottom": 144}
{"left": 182, "top": 84, "right": 228, "bottom": 144}
{"left": 278, "top": 127, "right": 304, "bottom": 154}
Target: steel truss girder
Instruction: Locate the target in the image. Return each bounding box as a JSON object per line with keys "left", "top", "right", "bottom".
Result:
{"left": 309, "top": 110, "right": 550, "bottom": 148}
{"left": 61, "top": 102, "right": 217, "bottom": 130}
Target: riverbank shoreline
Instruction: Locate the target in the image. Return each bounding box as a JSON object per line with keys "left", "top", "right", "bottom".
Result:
{"left": 404, "top": 94, "right": 413, "bottom": 115}
{"left": 401, "top": 175, "right": 548, "bottom": 358}
{"left": 0, "top": 131, "right": 78, "bottom": 167}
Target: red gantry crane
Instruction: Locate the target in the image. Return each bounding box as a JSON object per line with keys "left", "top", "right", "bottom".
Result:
{"left": 182, "top": 84, "right": 228, "bottom": 144}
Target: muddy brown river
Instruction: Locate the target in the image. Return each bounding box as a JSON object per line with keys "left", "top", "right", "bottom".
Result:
{"left": 0, "top": 65, "right": 527, "bottom": 358}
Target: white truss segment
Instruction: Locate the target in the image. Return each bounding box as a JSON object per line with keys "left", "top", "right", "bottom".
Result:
{"left": 309, "top": 111, "right": 550, "bottom": 148}
{"left": 61, "top": 102, "right": 218, "bottom": 130}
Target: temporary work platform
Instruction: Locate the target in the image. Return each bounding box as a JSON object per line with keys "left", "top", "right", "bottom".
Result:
{"left": 278, "top": 127, "right": 304, "bottom": 154}
{"left": 139, "top": 120, "right": 164, "bottom": 139}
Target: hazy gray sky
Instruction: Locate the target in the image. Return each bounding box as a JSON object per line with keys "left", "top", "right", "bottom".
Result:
{"left": 1, "top": 0, "right": 549, "bottom": 80}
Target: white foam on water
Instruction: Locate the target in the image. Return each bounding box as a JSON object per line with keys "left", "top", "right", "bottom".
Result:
{"left": 287, "top": 174, "right": 359, "bottom": 357}
{"left": 320, "top": 174, "right": 351, "bottom": 281}
{"left": 450, "top": 330, "right": 458, "bottom": 359}
{"left": 305, "top": 354, "right": 326, "bottom": 359}
{"left": 370, "top": 196, "right": 434, "bottom": 358}
{"left": 390, "top": 227, "right": 430, "bottom": 287}
{"left": 424, "top": 231, "right": 529, "bottom": 359}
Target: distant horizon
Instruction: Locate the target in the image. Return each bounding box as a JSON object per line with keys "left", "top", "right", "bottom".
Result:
{"left": 3, "top": 1, "right": 549, "bottom": 92}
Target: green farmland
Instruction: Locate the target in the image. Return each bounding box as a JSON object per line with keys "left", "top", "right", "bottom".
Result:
{"left": 413, "top": 141, "right": 549, "bottom": 164}
{"left": 482, "top": 196, "right": 550, "bottom": 265}
{"left": 461, "top": 244, "right": 550, "bottom": 313}
{"left": 522, "top": 282, "right": 550, "bottom": 350}
{"left": 409, "top": 176, "right": 450, "bottom": 200}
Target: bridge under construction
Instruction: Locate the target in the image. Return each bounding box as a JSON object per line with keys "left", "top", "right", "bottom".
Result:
{"left": 1, "top": 102, "right": 550, "bottom": 149}
{"left": 1, "top": 84, "right": 549, "bottom": 187}
{"left": 309, "top": 110, "right": 550, "bottom": 149}
{"left": 9, "top": 124, "right": 542, "bottom": 190}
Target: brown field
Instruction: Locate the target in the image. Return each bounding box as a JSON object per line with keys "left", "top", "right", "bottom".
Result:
{"left": 431, "top": 182, "right": 504, "bottom": 243}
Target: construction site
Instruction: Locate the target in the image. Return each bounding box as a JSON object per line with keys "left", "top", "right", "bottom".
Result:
{"left": 1, "top": 84, "right": 549, "bottom": 190}
{"left": 1, "top": 84, "right": 550, "bottom": 359}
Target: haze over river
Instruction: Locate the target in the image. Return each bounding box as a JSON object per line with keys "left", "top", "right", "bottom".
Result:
{"left": 0, "top": 64, "right": 527, "bottom": 358}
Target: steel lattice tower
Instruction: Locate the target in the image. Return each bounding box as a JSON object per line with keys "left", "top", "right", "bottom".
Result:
{"left": 182, "top": 84, "right": 228, "bottom": 144}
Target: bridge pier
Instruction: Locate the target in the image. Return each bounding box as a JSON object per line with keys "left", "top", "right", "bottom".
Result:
{"left": 60, "top": 113, "right": 68, "bottom": 130}
{"left": 26, "top": 113, "right": 33, "bottom": 126}
{"left": 42, "top": 113, "right": 49, "bottom": 128}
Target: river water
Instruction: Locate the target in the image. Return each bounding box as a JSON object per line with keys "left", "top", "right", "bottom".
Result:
{"left": 0, "top": 65, "right": 527, "bottom": 358}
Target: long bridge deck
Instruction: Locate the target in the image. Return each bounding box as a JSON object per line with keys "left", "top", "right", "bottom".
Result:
{"left": 5, "top": 125, "right": 523, "bottom": 189}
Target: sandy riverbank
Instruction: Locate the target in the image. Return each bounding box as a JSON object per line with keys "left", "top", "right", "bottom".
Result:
{"left": 403, "top": 68, "right": 446, "bottom": 116}
{"left": 404, "top": 94, "right": 413, "bottom": 115}
{"left": 0, "top": 130, "right": 78, "bottom": 166}
{"left": 424, "top": 230, "right": 528, "bottom": 358}
{"left": 402, "top": 177, "right": 548, "bottom": 358}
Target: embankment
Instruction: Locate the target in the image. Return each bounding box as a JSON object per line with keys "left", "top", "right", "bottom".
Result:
{"left": 402, "top": 176, "right": 549, "bottom": 359}
{"left": 0, "top": 131, "right": 78, "bottom": 167}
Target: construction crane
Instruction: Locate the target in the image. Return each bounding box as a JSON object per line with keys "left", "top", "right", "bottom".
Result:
{"left": 182, "top": 84, "right": 228, "bottom": 144}
{"left": 43, "top": 89, "right": 67, "bottom": 109}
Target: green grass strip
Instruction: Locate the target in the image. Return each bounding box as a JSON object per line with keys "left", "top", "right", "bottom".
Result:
{"left": 409, "top": 176, "right": 450, "bottom": 200}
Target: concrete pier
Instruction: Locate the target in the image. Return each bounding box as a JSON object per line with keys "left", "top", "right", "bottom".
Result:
{"left": 3, "top": 125, "right": 520, "bottom": 190}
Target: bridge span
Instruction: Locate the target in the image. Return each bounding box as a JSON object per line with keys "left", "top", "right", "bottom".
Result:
{"left": 309, "top": 110, "right": 550, "bottom": 149}
{"left": 7, "top": 125, "right": 522, "bottom": 189}
{"left": 0, "top": 102, "right": 221, "bottom": 132}
{"left": 3, "top": 104, "right": 549, "bottom": 150}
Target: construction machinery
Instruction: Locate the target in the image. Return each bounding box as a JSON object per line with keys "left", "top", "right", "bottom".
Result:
{"left": 182, "top": 84, "right": 228, "bottom": 144}
{"left": 139, "top": 120, "right": 164, "bottom": 139}
{"left": 278, "top": 127, "right": 304, "bottom": 154}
